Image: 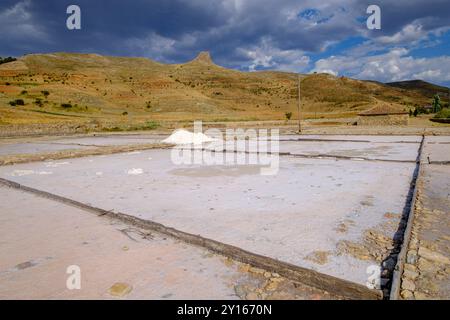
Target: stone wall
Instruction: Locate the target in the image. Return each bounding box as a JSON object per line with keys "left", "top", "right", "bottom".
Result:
{"left": 400, "top": 164, "right": 450, "bottom": 300}
{"left": 358, "top": 114, "right": 409, "bottom": 126}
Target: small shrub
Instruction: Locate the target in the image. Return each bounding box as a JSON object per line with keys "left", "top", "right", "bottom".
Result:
{"left": 9, "top": 101, "right": 16, "bottom": 106}
{"left": 0, "top": 57, "right": 17, "bottom": 65}
{"left": 15, "top": 99, "right": 25, "bottom": 106}
{"left": 41, "top": 90, "right": 50, "bottom": 97}
{"left": 35, "top": 98, "right": 43, "bottom": 107}
{"left": 434, "top": 108, "right": 450, "bottom": 119}
{"left": 122, "top": 111, "right": 128, "bottom": 116}
{"left": 285, "top": 112, "right": 292, "bottom": 120}
{"left": 20, "top": 90, "right": 28, "bottom": 95}
{"left": 61, "top": 103, "right": 72, "bottom": 108}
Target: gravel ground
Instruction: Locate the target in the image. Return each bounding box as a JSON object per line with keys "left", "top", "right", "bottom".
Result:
{"left": 399, "top": 136, "right": 450, "bottom": 299}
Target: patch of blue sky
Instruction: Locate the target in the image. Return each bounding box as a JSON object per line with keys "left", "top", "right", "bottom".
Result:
{"left": 298, "top": 8, "right": 334, "bottom": 25}
{"left": 409, "top": 30, "right": 450, "bottom": 58}
{"left": 298, "top": 8, "right": 320, "bottom": 20}
{"left": 309, "top": 36, "right": 367, "bottom": 61}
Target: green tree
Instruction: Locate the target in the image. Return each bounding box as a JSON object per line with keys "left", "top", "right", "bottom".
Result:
{"left": 432, "top": 94, "right": 442, "bottom": 113}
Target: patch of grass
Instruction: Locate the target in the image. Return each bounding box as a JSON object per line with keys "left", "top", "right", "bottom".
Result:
{"left": 126, "top": 121, "right": 160, "bottom": 131}
{"left": 102, "top": 126, "right": 123, "bottom": 132}
{"left": 101, "top": 120, "right": 160, "bottom": 132}
{"left": 434, "top": 108, "right": 450, "bottom": 119}
{"left": 28, "top": 109, "right": 85, "bottom": 118}
{"left": 141, "top": 120, "right": 159, "bottom": 130}
{"left": 211, "top": 118, "right": 232, "bottom": 122}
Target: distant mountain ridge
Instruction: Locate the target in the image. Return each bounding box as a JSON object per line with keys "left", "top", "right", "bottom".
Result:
{"left": 386, "top": 80, "right": 449, "bottom": 100}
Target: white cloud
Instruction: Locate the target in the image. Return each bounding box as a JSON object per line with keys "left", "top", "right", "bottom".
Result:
{"left": 125, "top": 32, "right": 199, "bottom": 63}
{"left": 377, "top": 23, "right": 426, "bottom": 45}
{"left": 237, "top": 38, "right": 310, "bottom": 72}
{"left": 312, "top": 48, "right": 450, "bottom": 83}
{"left": 0, "top": 0, "right": 48, "bottom": 42}
{"left": 125, "top": 32, "right": 177, "bottom": 61}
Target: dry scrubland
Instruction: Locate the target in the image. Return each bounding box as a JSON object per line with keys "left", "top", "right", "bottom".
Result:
{"left": 0, "top": 52, "right": 448, "bottom": 136}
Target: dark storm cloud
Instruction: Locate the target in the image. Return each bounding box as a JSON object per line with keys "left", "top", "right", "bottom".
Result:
{"left": 0, "top": 0, "right": 449, "bottom": 83}
{"left": 0, "top": 0, "right": 231, "bottom": 56}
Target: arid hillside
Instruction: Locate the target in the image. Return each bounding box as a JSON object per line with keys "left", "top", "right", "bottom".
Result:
{"left": 0, "top": 52, "right": 446, "bottom": 132}
{"left": 386, "top": 80, "right": 449, "bottom": 101}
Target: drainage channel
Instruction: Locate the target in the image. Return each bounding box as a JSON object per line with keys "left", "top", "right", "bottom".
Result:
{"left": 0, "top": 177, "right": 382, "bottom": 300}
{"left": 389, "top": 135, "right": 425, "bottom": 300}
{"left": 201, "top": 148, "right": 417, "bottom": 164}
{"left": 277, "top": 138, "right": 420, "bottom": 144}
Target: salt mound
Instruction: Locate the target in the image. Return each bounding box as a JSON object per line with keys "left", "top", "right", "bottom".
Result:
{"left": 162, "top": 129, "right": 215, "bottom": 145}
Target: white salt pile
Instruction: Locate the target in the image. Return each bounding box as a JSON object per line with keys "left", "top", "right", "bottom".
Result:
{"left": 162, "top": 129, "right": 215, "bottom": 145}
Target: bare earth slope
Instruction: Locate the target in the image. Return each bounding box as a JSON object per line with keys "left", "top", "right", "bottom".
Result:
{"left": 0, "top": 52, "right": 446, "bottom": 132}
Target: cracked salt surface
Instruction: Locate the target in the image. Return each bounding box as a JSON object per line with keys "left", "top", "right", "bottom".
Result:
{"left": 127, "top": 168, "right": 144, "bottom": 175}
{"left": 11, "top": 170, "right": 53, "bottom": 176}
{"left": 0, "top": 141, "right": 417, "bottom": 285}
{"left": 45, "top": 161, "right": 70, "bottom": 168}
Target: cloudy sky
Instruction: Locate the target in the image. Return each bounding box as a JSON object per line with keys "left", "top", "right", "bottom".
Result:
{"left": 1, "top": 0, "right": 449, "bottom": 86}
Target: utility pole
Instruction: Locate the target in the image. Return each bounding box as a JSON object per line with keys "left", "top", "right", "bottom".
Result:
{"left": 297, "top": 74, "right": 302, "bottom": 133}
